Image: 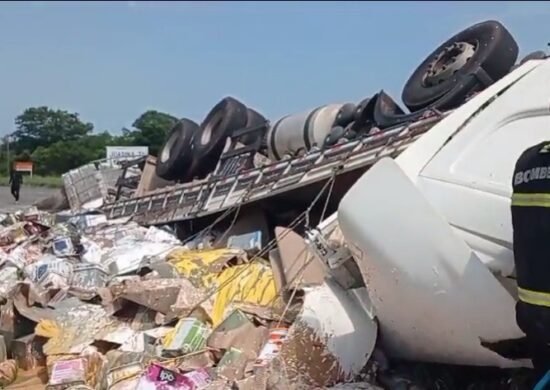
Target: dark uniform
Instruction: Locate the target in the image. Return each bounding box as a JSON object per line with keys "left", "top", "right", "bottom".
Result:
{"left": 511, "top": 141, "right": 550, "bottom": 379}
{"left": 9, "top": 171, "right": 22, "bottom": 202}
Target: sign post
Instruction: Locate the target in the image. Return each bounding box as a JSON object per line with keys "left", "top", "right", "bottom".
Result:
{"left": 6, "top": 136, "right": 9, "bottom": 175}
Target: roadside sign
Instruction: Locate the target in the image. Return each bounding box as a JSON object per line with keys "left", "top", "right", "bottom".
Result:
{"left": 14, "top": 161, "right": 33, "bottom": 176}
{"left": 106, "top": 146, "right": 149, "bottom": 162}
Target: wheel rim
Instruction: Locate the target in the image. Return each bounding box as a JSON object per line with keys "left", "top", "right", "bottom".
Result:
{"left": 160, "top": 130, "right": 179, "bottom": 163}
{"left": 423, "top": 41, "right": 476, "bottom": 87}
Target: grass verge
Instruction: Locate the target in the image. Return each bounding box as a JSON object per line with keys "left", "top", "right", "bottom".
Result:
{"left": 0, "top": 175, "right": 62, "bottom": 188}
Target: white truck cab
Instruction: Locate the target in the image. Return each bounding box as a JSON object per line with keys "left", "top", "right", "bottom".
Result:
{"left": 337, "top": 58, "right": 550, "bottom": 368}
{"left": 399, "top": 59, "right": 550, "bottom": 278}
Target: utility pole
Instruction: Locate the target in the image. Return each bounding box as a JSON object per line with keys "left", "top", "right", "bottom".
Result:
{"left": 5, "top": 135, "right": 11, "bottom": 176}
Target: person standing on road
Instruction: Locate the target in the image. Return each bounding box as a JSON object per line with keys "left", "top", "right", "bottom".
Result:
{"left": 511, "top": 141, "right": 550, "bottom": 384}
{"left": 9, "top": 170, "right": 22, "bottom": 202}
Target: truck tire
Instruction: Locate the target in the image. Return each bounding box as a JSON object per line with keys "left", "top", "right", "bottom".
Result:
{"left": 352, "top": 95, "right": 376, "bottom": 133}
{"left": 372, "top": 91, "right": 423, "bottom": 129}
{"left": 510, "top": 51, "right": 547, "bottom": 72}
{"left": 334, "top": 103, "right": 357, "bottom": 127}
{"left": 343, "top": 126, "right": 358, "bottom": 141}
{"left": 193, "top": 97, "right": 247, "bottom": 177}
{"left": 240, "top": 108, "right": 268, "bottom": 145}
{"left": 323, "top": 126, "right": 346, "bottom": 148}
{"left": 520, "top": 50, "right": 547, "bottom": 65}
{"left": 156, "top": 118, "right": 199, "bottom": 181}
{"left": 402, "top": 20, "right": 518, "bottom": 112}
{"left": 354, "top": 97, "right": 371, "bottom": 122}
{"left": 310, "top": 103, "right": 344, "bottom": 144}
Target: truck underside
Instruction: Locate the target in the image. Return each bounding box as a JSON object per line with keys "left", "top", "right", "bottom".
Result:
{"left": 51, "top": 19, "right": 550, "bottom": 383}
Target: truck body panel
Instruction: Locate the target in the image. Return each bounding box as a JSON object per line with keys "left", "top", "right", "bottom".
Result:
{"left": 334, "top": 59, "right": 550, "bottom": 367}
{"left": 338, "top": 158, "right": 527, "bottom": 367}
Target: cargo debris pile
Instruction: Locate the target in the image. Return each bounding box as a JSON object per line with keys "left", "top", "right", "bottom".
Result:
{"left": 0, "top": 206, "right": 387, "bottom": 389}
{"left": 0, "top": 205, "right": 536, "bottom": 389}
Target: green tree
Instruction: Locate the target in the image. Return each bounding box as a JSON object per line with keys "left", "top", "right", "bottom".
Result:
{"left": 9, "top": 106, "right": 178, "bottom": 175}
{"left": 32, "top": 132, "right": 114, "bottom": 175}
{"left": 13, "top": 107, "right": 93, "bottom": 153}
{"left": 123, "top": 110, "right": 178, "bottom": 156}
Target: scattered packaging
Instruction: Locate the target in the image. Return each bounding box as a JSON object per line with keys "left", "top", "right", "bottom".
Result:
{"left": 11, "top": 334, "right": 47, "bottom": 371}
{"left": 0, "top": 335, "right": 6, "bottom": 363}
{"left": 227, "top": 231, "right": 262, "bottom": 253}
{"left": 52, "top": 237, "right": 76, "bottom": 257}
{"left": 70, "top": 263, "right": 109, "bottom": 298}
{"left": 162, "top": 318, "right": 209, "bottom": 357}
{"left": 68, "top": 214, "right": 107, "bottom": 231}
{"left": 105, "top": 351, "right": 143, "bottom": 389}
{"left": 46, "top": 358, "right": 87, "bottom": 390}
{"left": 0, "top": 188, "right": 503, "bottom": 390}
{"left": 216, "top": 347, "right": 247, "bottom": 381}
{"left": 207, "top": 309, "right": 267, "bottom": 359}
{"left": 0, "top": 359, "right": 18, "bottom": 387}
{"left": 254, "top": 327, "right": 289, "bottom": 369}
{"left": 136, "top": 363, "right": 211, "bottom": 390}
{"left": 0, "top": 266, "right": 20, "bottom": 299}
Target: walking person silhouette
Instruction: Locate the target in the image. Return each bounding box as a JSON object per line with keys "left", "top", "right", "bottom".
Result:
{"left": 9, "top": 168, "right": 22, "bottom": 203}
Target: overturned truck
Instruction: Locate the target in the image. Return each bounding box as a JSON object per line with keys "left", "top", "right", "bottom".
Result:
{"left": 56, "top": 19, "right": 550, "bottom": 384}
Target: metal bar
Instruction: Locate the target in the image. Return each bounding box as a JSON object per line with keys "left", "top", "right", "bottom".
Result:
{"left": 101, "top": 111, "right": 450, "bottom": 224}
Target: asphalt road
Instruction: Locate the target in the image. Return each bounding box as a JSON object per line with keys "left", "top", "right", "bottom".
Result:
{"left": 0, "top": 186, "right": 58, "bottom": 213}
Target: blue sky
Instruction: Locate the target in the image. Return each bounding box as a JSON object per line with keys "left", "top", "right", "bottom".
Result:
{"left": 0, "top": 1, "right": 548, "bottom": 136}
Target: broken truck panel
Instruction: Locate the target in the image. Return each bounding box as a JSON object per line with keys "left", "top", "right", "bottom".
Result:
{"left": 268, "top": 278, "right": 377, "bottom": 388}
{"left": 338, "top": 157, "right": 528, "bottom": 368}
{"left": 305, "top": 223, "right": 365, "bottom": 291}
{"left": 273, "top": 226, "right": 326, "bottom": 288}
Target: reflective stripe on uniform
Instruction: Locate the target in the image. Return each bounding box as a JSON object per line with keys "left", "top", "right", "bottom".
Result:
{"left": 518, "top": 286, "right": 550, "bottom": 308}
{"left": 511, "top": 193, "right": 550, "bottom": 207}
